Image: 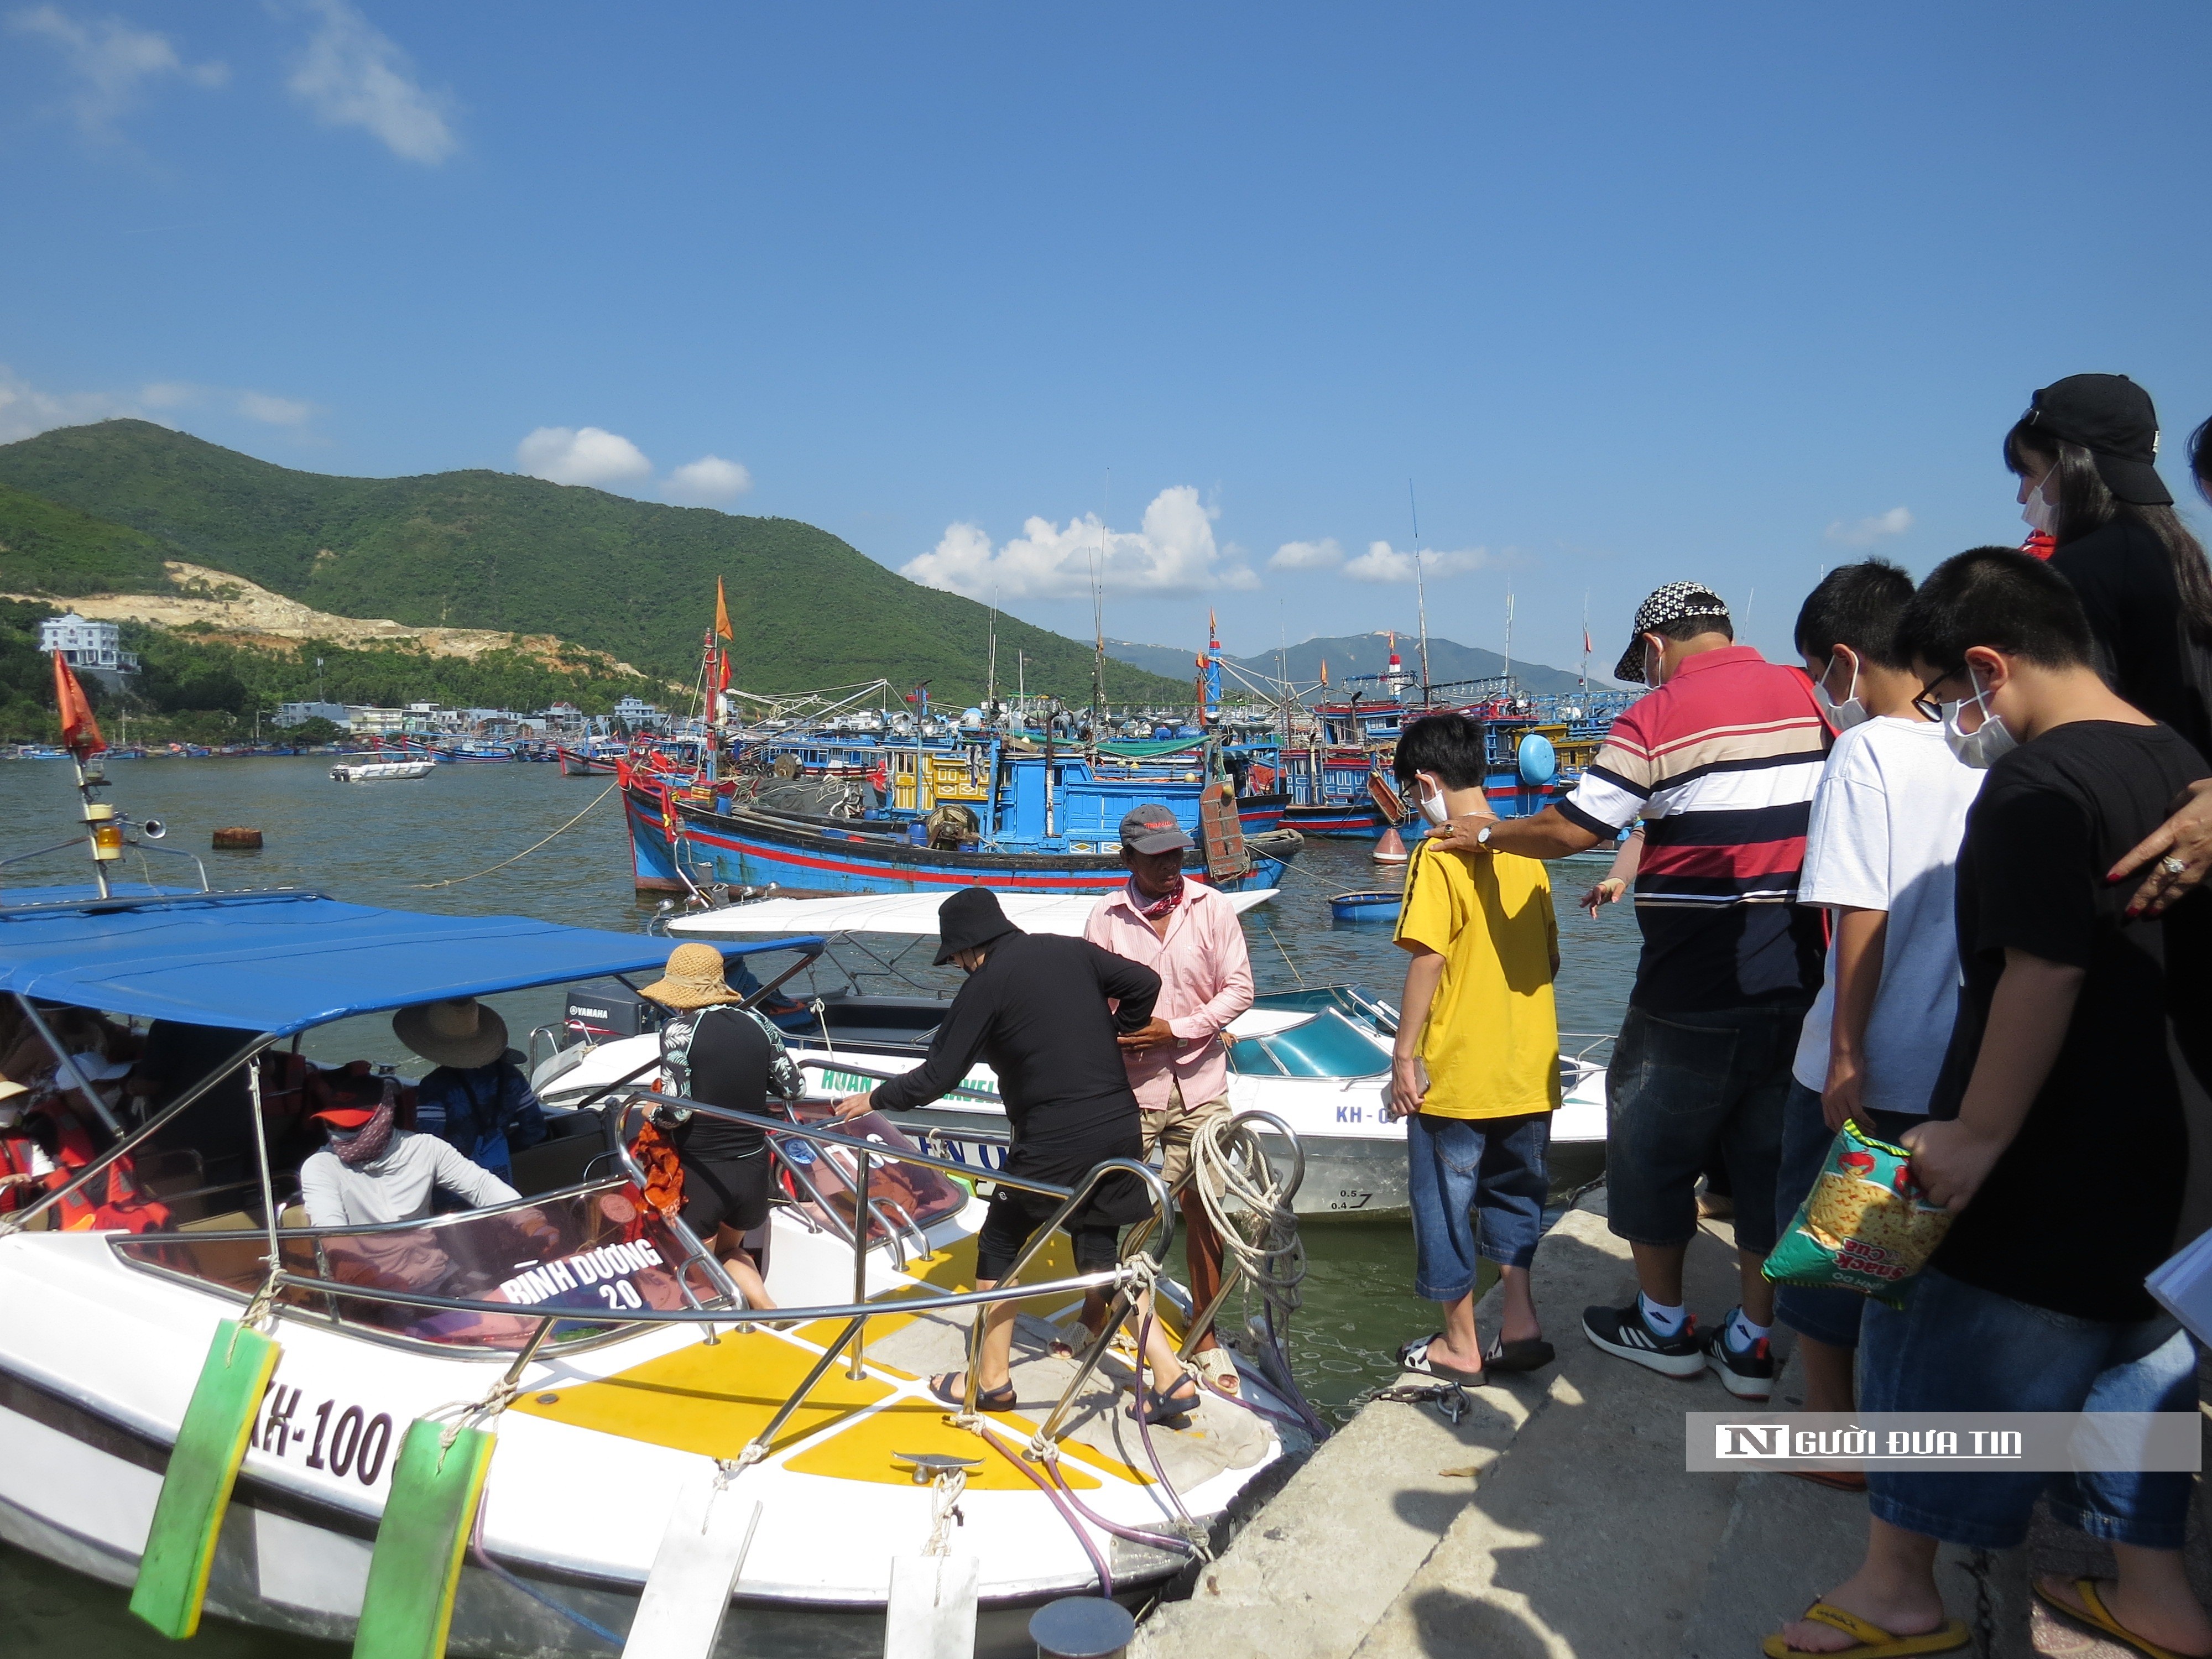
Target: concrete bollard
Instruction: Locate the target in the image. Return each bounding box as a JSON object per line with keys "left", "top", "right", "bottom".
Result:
{"left": 211, "top": 828, "right": 263, "bottom": 849}
{"left": 1029, "top": 1596, "right": 1134, "bottom": 1658}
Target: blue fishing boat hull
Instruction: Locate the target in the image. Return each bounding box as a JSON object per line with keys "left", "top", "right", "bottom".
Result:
{"left": 625, "top": 785, "right": 1301, "bottom": 895}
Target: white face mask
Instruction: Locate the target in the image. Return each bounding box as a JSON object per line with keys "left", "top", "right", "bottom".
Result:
{"left": 2021, "top": 471, "right": 2058, "bottom": 535}
{"left": 1642, "top": 641, "right": 1667, "bottom": 688}
{"left": 1417, "top": 776, "right": 1450, "bottom": 825}
{"left": 1812, "top": 654, "right": 1869, "bottom": 731}
{"left": 1940, "top": 672, "right": 2018, "bottom": 769}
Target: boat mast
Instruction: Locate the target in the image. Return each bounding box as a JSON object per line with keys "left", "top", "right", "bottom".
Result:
{"left": 985, "top": 591, "right": 998, "bottom": 726}
{"left": 1409, "top": 479, "right": 1431, "bottom": 705}
{"left": 1504, "top": 582, "right": 1515, "bottom": 692}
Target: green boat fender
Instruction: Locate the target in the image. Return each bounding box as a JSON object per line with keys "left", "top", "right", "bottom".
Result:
{"left": 352, "top": 1420, "right": 498, "bottom": 1659}
{"left": 130, "top": 1318, "right": 283, "bottom": 1640}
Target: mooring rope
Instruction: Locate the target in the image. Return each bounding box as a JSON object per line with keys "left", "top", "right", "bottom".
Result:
{"left": 413, "top": 781, "right": 617, "bottom": 889}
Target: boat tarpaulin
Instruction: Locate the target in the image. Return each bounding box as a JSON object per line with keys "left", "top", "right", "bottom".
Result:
{"left": 668, "top": 886, "right": 1279, "bottom": 941}
{"left": 0, "top": 887, "right": 822, "bottom": 1034}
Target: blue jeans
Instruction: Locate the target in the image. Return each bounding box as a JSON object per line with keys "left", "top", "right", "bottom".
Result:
{"left": 1772, "top": 1081, "right": 1925, "bottom": 1348}
{"left": 1605, "top": 1002, "right": 1807, "bottom": 1256}
{"left": 1860, "top": 1267, "right": 2198, "bottom": 1550}
{"left": 1406, "top": 1111, "right": 1551, "bottom": 1302}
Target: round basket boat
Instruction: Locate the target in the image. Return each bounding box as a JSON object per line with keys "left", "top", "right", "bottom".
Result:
{"left": 1329, "top": 889, "right": 1403, "bottom": 924}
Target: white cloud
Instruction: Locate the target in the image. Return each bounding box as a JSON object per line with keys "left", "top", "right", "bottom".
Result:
{"left": 236, "top": 390, "right": 314, "bottom": 426}
{"left": 1269, "top": 538, "right": 1343, "bottom": 571}
{"left": 515, "top": 426, "right": 654, "bottom": 489}
{"left": 1340, "top": 540, "right": 1491, "bottom": 585}
{"left": 288, "top": 0, "right": 456, "bottom": 165}
{"left": 1825, "top": 505, "right": 1913, "bottom": 547}
{"left": 662, "top": 455, "right": 753, "bottom": 505}
{"left": 11, "top": 5, "right": 227, "bottom": 137}
{"left": 902, "top": 486, "right": 1261, "bottom": 601}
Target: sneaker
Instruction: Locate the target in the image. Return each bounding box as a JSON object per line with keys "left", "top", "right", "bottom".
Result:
{"left": 1581, "top": 1302, "right": 1705, "bottom": 1378}
{"left": 1702, "top": 1317, "right": 1775, "bottom": 1401}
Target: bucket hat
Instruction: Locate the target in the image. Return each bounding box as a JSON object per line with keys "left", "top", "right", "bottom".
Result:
{"left": 1614, "top": 582, "right": 1732, "bottom": 684}
{"left": 933, "top": 888, "right": 1022, "bottom": 966}
{"left": 392, "top": 997, "right": 509, "bottom": 1070}
{"left": 637, "top": 942, "right": 747, "bottom": 1010}
{"left": 1119, "top": 804, "right": 1194, "bottom": 855}
{"left": 2020, "top": 374, "right": 2174, "bottom": 506}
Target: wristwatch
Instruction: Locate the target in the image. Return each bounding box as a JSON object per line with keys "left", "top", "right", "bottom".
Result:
{"left": 1475, "top": 824, "right": 1493, "bottom": 847}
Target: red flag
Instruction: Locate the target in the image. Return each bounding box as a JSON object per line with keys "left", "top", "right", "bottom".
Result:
{"left": 51, "top": 651, "right": 105, "bottom": 758}
{"left": 714, "top": 645, "right": 731, "bottom": 695}
{"left": 1582, "top": 625, "right": 1593, "bottom": 654}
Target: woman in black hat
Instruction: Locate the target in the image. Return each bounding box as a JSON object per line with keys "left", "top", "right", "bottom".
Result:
{"left": 831, "top": 887, "right": 1205, "bottom": 1423}
{"left": 2004, "top": 374, "right": 2212, "bottom": 759}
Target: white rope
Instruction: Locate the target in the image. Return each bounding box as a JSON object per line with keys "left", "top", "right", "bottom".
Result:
{"left": 924, "top": 1465, "right": 967, "bottom": 1557}
{"left": 1187, "top": 1115, "right": 1306, "bottom": 1319}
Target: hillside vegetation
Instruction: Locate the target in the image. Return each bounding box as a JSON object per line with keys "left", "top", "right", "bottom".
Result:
{"left": 0, "top": 420, "right": 1183, "bottom": 703}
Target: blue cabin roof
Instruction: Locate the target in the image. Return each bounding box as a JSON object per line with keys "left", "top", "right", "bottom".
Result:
{"left": 0, "top": 886, "right": 820, "bottom": 1036}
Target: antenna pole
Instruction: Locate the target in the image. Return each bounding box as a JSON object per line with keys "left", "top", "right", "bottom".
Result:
{"left": 1504, "top": 583, "right": 1515, "bottom": 690}
{"left": 1409, "top": 479, "right": 1431, "bottom": 702}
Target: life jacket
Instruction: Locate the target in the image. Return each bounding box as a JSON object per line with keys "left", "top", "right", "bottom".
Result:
{"left": 0, "top": 1130, "right": 51, "bottom": 1214}
{"left": 628, "top": 1117, "right": 685, "bottom": 1220}
{"left": 43, "top": 1107, "right": 170, "bottom": 1233}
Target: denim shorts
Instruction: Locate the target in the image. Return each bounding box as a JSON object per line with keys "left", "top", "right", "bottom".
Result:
{"left": 1604, "top": 1002, "right": 1807, "bottom": 1256}
{"left": 1771, "top": 1082, "right": 1926, "bottom": 1348}
{"left": 1860, "top": 1267, "right": 2198, "bottom": 1551}
{"left": 1406, "top": 1111, "right": 1551, "bottom": 1302}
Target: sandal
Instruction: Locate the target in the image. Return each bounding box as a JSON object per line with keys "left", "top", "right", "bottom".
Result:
{"left": 1396, "top": 1332, "right": 1484, "bottom": 1385}
{"left": 2033, "top": 1577, "right": 2212, "bottom": 1659}
{"left": 1481, "top": 1334, "right": 1556, "bottom": 1373}
{"left": 1126, "top": 1373, "right": 1202, "bottom": 1425}
{"left": 1760, "top": 1601, "right": 1969, "bottom": 1658}
{"left": 1190, "top": 1346, "right": 1241, "bottom": 1396}
{"left": 930, "top": 1371, "right": 1016, "bottom": 1412}
{"left": 1046, "top": 1322, "right": 1108, "bottom": 1360}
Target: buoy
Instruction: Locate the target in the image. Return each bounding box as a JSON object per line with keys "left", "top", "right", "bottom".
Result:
{"left": 211, "top": 827, "right": 263, "bottom": 849}
{"left": 1373, "top": 825, "right": 1408, "bottom": 864}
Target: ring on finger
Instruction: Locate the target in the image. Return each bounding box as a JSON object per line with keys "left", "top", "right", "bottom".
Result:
{"left": 2161, "top": 855, "right": 2188, "bottom": 877}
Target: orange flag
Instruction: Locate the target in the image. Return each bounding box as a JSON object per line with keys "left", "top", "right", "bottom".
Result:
{"left": 51, "top": 651, "right": 106, "bottom": 757}
{"left": 714, "top": 577, "right": 734, "bottom": 641}
{"left": 1319, "top": 659, "right": 1329, "bottom": 688}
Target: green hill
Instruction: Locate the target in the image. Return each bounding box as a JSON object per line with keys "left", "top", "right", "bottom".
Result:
{"left": 1107, "top": 630, "right": 1607, "bottom": 696}
{"left": 0, "top": 420, "right": 1183, "bottom": 703}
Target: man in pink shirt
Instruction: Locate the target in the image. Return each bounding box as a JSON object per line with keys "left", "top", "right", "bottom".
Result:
{"left": 1082, "top": 804, "right": 1255, "bottom": 1392}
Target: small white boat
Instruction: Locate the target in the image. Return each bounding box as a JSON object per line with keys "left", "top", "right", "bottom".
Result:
{"left": 330, "top": 760, "right": 436, "bottom": 782}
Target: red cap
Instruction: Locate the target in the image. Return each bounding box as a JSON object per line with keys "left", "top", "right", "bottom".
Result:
{"left": 311, "top": 1105, "right": 378, "bottom": 1130}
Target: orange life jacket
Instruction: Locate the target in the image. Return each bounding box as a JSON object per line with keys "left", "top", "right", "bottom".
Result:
{"left": 44, "top": 1108, "right": 171, "bottom": 1233}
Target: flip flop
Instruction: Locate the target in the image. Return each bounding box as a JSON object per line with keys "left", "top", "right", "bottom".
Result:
{"left": 930, "top": 1371, "right": 1016, "bottom": 1412}
{"left": 1396, "top": 1332, "right": 1484, "bottom": 1386}
{"left": 1482, "top": 1334, "right": 1556, "bottom": 1373}
{"left": 1787, "top": 1469, "right": 1868, "bottom": 1494}
{"left": 2033, "top": 1577, "right": 2212, "bottom": 1659}
{"left": 1760, "top": 1601, "right": 1970, "bottom": 1659}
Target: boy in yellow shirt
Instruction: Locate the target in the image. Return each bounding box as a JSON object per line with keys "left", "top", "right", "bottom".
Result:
{"left": 1387, "top": 713, "right": 1562, "bottom": 1383}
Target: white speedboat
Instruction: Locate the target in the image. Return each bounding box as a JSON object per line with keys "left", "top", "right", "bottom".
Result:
{"left": 0, "top": 885, "right": 1308, "bottom": 1657}
{"left": 330, "top": 760, "right": 436, "bottom": 781}
{"left": 530, "top": 890, "right": 1610, "bottom": 1218}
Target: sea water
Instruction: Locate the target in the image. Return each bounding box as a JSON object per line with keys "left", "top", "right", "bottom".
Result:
{"left": 0, "top": 757, "right": 1642, "bottom": 1651}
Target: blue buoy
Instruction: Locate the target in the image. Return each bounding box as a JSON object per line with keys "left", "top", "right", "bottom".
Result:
{"left": 1516, "top": 732, "right": 1558, "bottom": 786}
{"left": 1330, "top": 890, "right": 1403, "bottom": 924}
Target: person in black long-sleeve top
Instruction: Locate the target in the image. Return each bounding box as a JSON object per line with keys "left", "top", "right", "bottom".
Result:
{"left": 834, "top": 887, "right": 1203, "bottom": 1422}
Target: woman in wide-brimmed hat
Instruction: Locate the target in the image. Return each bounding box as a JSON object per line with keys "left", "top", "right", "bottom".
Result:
{"left": 637, "top": 943, "right": 803, "bottom": 1312}
{"left": 395, "top": 998, "right": 546, "bottom": 1186}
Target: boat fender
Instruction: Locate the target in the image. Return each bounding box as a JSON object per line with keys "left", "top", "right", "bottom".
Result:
{"left": 128, "top": 1319, "right": 283, "bottom": 1639}
{"left": 621, "top": 1481, "right": 761, "bottom": 1659}
{"left": 1515, "top": 733, "right": 1558, "bottom": 787}
{"left": 351, "top": 1420, "right": 497, "bottom": 1659}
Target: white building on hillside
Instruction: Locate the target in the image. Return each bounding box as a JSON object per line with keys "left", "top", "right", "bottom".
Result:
{"left": 39, "top": 613, "right": 139, "bottom": 674}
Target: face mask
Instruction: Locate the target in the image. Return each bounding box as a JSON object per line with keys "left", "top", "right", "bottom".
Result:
{"left": 2021, "top": 472, "right": 2058, "bottom": 535}
{"left": 1812, "top": 655, "right": 1869, "bottom": 731}
{"left": 1417, "top": 778, "right": 1449, "bottom": 825}
{"left": 1940, "top": 674, "right": 2018, "bottom": 770}
{"left": 0, "top": 1104, "right": 20, "bottom": 1128}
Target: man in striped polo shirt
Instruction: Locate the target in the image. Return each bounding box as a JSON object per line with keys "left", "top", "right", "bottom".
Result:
{"left": 1431, "top": 582, "right": 1828, "bottom": 1400}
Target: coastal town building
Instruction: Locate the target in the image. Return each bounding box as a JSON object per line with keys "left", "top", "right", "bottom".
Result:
{"left": 38, "top": 613, "right": 140, "bottom": 681}
{"left": 273, "top": 700, "right": 349, "bottom": 729}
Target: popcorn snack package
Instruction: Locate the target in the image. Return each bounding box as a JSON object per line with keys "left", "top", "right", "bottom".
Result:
{"left": 1762, "top": 1119, "right": 1954, "bottom": 1307}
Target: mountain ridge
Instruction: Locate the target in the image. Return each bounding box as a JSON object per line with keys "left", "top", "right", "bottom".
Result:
{"left": 1105, "top": 630, "right": 1608, "bottom": 696}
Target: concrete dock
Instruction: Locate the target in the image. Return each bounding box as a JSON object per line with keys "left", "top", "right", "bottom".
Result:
{"left": 1135, "top": 1193, "right": 2212, "bottom": 1659}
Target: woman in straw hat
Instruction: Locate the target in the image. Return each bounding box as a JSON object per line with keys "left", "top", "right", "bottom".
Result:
{"left": 637, "top": 942, "right": 804, "bottom": 1312}
{"left": 397, "top": 998, "right": 547, "bottom": 1186}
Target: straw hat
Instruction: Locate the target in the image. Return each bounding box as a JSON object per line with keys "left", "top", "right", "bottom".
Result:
{"left": 639, "top": 942, "right": 745, "bottom": 1010}
{"left": 392, "top": 997, "right": 509, "bottom": 1070}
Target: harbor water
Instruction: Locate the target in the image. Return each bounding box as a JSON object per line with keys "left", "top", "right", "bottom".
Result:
{"left": 0, "top": 757, "right": 1641, "bottom": 1653}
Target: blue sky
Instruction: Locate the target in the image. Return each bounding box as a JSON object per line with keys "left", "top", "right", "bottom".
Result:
{"left": 6, "top": 3, "right": 2210, "bottom": 678}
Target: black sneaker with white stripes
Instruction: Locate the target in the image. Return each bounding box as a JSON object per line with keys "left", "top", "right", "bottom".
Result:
{"left": 1581, "top": 1301, "right": 1705, "bottom": 1378}
{"left": 1701, "top": 1315, "right": 1775, "bottom": 1401}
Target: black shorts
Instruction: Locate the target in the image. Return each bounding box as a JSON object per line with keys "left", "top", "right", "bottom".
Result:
{"left": 975, "top": 1185, "right": 1121, "bottom": 1281}
{"left": 680, "top": 1147, "right": 772, "bottom": 1237}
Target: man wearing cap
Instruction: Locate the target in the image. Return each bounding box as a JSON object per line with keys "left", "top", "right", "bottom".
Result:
{"left": 399, "top": 997, "right": 546, "bottom": 1186}
{"left": 833, "top": 888, "right": 1206, "bottom": 1423}
{"left": 1430, "top": 582, "right": 1828, "bottom": 1399}
{"left": 299, "top": 1083, "right": 519, "bottom": 1228}
{"left": 1079, "top": 804, "right": 1253, "bottom": 1394}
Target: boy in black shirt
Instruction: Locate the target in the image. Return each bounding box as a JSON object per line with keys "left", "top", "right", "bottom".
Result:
{"left": 1772, "top": 549, "right": 2211, "bottom": 1659}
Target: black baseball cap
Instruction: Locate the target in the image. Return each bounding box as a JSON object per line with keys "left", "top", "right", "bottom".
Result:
{"left": 1118, "top": 804, "right": 1193, "bottom": 855}
{"left": 2019, "top": 374, "right": 2173, "bottom": 506}
{"left": 1614, "top": 582, "right": 1732, "bottom": 684}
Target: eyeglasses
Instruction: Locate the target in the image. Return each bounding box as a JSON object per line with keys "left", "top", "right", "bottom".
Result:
{"left": 1911, "top": 670, "right": 1964, "bottom": 723}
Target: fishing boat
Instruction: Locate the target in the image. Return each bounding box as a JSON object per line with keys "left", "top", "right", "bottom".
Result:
{"left": 531, "top": 892, "right": 1609, "bottom": 1218}
{"left": 329, "top": 760, "right": 435, "bottom": 782}
{"left": 0, "top": 890, "right": 1313, "bottom": 1656}
{"left": 558, "top": 738, "right": 627, "bottom": 777}
{"left": 439, "top": 743, "right": 517, "bottom": 764}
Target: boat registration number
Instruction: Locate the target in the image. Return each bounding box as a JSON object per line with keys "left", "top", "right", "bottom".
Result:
{"left": 253, "top": 1382, "right": 396, "bottom": 1489}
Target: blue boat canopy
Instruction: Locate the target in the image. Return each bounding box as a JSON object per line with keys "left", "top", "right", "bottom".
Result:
{"left": 0, "top": 887, "right": 822, "bottom": 1035}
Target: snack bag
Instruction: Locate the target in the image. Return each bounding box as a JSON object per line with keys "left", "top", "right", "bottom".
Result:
{"left": 1762, "top": 1119, "right": 1953, "bottom": 1307}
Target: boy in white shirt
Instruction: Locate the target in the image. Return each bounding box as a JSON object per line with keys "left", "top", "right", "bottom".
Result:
{"left": 1777, "top": 561, "right": 1984, "bottom": 1431}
